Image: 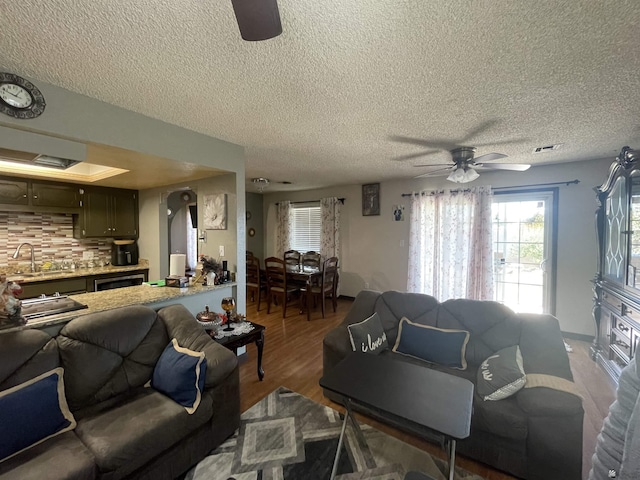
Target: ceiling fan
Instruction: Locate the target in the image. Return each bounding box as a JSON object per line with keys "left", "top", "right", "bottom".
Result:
{"left": 411, "top": 146, "right": 531, "bottom": 183}
{"left": 231, "top": 0, "right": 282, "bottom": 41}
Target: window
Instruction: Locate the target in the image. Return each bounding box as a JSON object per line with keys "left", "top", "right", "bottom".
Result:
{"left": 492, "top": 189, "right": 557, "bottom": 314}
{"left": 290, "top": 202, "right": 321, "bottom": 252}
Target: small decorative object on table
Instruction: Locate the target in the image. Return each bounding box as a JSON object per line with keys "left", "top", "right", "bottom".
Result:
{"left": 221, "top": 297, "right": 236, "bottom": 331}
{"left": 193, "top": 255, "right": 222, "bottom": 285}
{"left": 195, "top": 305, "right": 222, "bottom": 330}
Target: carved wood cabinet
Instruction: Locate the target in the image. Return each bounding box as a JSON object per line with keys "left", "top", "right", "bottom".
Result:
{"left": 593, "top": 146, "right": 640, "bottom": 384}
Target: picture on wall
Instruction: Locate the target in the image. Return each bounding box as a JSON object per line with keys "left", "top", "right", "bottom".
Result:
{"left": 203, "top": 193, "right": 227, "bottom": 230}
{"left": 362, "top": 183, "right": 380, "bottom": 216}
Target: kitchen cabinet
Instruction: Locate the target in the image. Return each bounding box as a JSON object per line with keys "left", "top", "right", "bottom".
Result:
{"left": 74, "top": 187, "right": 138, "bottom": 238}
{"left": 593, "top": 146, "right": 640, "bottom": 384}
{"left": 31, "top": 181, "right": 81, "bottom": 209}
{"left": 0, "top": 177, "right": 28, "bottom": 205}
{"left": 0, "top": 176, "right": 81, "bottom": 212}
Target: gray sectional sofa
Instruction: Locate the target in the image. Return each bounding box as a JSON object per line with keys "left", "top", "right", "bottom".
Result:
{"left": 323, "top": 290, "right": 584, "bottom": 480}
{"left": 0, "top": 303, "right": 240, "bottom": 480}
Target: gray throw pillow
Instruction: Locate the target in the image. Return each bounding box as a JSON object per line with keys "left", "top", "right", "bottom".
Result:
{"left": 477, "top": 345, "right": 526, "bottom": 401}
{"left": 347, "top": 312, "right": 388, "bottom": 354}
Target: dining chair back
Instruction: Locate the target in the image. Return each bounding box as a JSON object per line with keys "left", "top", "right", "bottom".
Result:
{"left": 265, "top": 256, "right": 300, "bottom": 318}
{"left": 300, "top": 256, "right": 339, "bottom": 320}
{"left": 246, "top": 255, "right": 265, "bottom": 311}
{"left": 284, "top": 250, "right": 301, "bottom": 270}
{"left": 301, "top": 251, "right": 322, "bottom": 270}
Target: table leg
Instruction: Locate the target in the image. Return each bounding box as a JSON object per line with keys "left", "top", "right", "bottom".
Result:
{"left": 330, "top": 400, "right": 351, "bottom": 480}
{"left": 446, "top": 438, "right": 456, "bottom": 480}
{"left": 306, "top": 277, "right": 312, "bottom": 321}
{"left": 255, "top": 330, "right": 265, "bottom": 381}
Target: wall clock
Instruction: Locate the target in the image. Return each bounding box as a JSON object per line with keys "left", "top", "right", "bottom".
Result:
{"left": 0, "top": 73, "right": 46, "bottom": 119}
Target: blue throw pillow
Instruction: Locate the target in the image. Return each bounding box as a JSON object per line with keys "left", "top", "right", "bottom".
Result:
{"left": 152, "top": 338, "right": 207, "bottom": 414}
{"left": 0, "top": 368, "right": 76, "bottom": 463}
{"left": 392, "top": 317, "right": 470, "bottom": 370}
{"left": 347, "top": 312, "right": 388, "bottom": 354}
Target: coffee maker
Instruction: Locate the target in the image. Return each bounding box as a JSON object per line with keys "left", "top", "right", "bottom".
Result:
{"left": 111, "top": 240, "right": 139, "bottom": 266}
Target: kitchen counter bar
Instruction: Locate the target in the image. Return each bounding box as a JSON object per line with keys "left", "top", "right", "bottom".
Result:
{"left": 6, "top": 260, "right": 150, "bottom": 284}
{"left": 1, "top": 282, "right": 236, "bottom": 334}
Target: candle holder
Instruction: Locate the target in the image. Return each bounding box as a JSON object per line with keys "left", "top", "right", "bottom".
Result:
{"left": 221, "top": 297, "right": 236, "bottom": 331}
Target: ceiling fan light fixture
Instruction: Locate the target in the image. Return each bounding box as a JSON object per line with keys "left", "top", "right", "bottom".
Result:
{"left": 447, "top": 167, "right": 479, "bottom": 184}
{"left": 231, "top": 0, "right": 282, "bottom": 41}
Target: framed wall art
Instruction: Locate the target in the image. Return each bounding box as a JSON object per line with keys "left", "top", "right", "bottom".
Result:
{"left": 203, "top": 193, "right": 227, "bottom": 230}
{"left": 362, "top": 183, "right": 380, "bottom": 216}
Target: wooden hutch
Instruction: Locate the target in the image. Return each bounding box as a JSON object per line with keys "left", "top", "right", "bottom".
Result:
{"left": 593, "top": 146, "right": 640, "bottom": 384}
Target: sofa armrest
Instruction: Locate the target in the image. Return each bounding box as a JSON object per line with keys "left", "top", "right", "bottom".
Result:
{"left": 157, "top": 304, "right": 238, "bottom": 389}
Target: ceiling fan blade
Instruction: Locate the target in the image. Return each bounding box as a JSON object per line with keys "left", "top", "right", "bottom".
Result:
{"left": 473, "top": 152, "right": 508, "bottom": 163}
{"left": 231, "top": 0, "right": 282, "bottom": 41}
{"left": 475, "top": 163, "right": 531, "bottom": 171}
{"left": 388, "top": 135, "right": 455, "bottom": 150}
{"left": 472, "top": 138, "right": 530, "bottom": 148}
{"left": 413, "top": 163, "right": 453, "bottom": 168}
{"left": 391, "top": 150, "right": 441, "bottom": 162}
{"left": 413, "top": 166, "right": 454, "bottom": 178}
{"left": 460, "top": 120, "right": 500, "bottom": 142}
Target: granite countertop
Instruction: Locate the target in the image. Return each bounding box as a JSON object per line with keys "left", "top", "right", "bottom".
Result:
{"left": 4, "top": 260, "right": 150, "bottom": 284}
{"left": 1, "top": 282, "right": 236, "bottom": 333}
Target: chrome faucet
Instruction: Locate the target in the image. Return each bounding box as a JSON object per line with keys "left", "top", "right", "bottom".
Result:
{"left": 12, "top": 243, "right": 36, "bottom": 273}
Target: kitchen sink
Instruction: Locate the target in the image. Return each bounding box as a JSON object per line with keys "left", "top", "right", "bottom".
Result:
{"left": 20, "top": 294, "right": 88, "bottom": 320}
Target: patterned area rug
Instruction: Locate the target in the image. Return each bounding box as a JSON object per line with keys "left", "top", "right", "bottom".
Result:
{"left": 185, "top": 387, "right": 485, "bottom": 480}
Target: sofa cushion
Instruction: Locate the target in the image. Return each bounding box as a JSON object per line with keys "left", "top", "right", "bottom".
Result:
{"left": 0, "top": 431, "right": 95, "bottom": 480}
{"left": 392, "top": 317, "right": 470, "bottom": 369}
{"left": 477, "top": 345, "right": 526, "bottom": 401}
{"left": 0, "top": 330, "right": 59, "bottom": 391}
{"left": 58, "top": 305, "right": 169, "bottom": 411}
{"left": 152, "top": 338, "right": 207, "bottom": 414}
{"left": 471, "top": 395, "right": 529, "bottom": 441}
{"left": 347, "top": 312, "right": 388, "bottom": 354}
{"left": 75, "top": 388, "right": 213, "bottom": 478}
{"left": 0, "top": 368, "right": 76, "bottom": 462}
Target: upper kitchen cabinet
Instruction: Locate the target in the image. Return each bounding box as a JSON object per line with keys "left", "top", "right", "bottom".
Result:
{"left": 0, "top": 177, "right": 29, "bottom": 206}
{"left": 74, "top": 187, "right": 138, "bottom": 238}
{"left": 31, "top": 181, "right": 81, "bottom": 209}
{"left": 0, "top": 175, "right": 81, "bottom": 212}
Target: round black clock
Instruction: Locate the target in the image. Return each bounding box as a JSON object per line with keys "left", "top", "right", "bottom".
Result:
{"left": 0, "top": 73, "right": 46, "bottom": 119}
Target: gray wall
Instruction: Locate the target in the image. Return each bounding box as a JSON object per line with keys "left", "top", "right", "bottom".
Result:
{"left": 263, "top": 157, "right": 613, "bottom": 337}
{"left": 246, "top": 192, "right": 264, "bottom": 260}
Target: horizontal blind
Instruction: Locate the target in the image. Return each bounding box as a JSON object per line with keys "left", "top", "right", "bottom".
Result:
{"left": 291, "top": 203, "right": 321, "bottom": 253}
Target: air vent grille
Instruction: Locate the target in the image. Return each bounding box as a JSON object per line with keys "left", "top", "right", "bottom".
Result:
{"left": 533, "top": 144, "right": 562, "bottom": 153}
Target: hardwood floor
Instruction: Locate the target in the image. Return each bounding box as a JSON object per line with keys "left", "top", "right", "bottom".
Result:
{"left": 236, "top": 297, "right": 616, "bottom": 480}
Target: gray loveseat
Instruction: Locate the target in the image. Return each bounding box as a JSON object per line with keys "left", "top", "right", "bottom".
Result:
{"left": 0, "top": 303, "right": 240, "bottom": 480}
{"left": 323, "top": 290, "right": 584, "bottom": 480}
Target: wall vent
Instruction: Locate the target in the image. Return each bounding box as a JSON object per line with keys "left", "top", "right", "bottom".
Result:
{"left": 533, "top": 144, "right": 562, "bottom": 153}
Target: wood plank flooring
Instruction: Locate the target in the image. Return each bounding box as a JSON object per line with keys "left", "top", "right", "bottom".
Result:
{"left": 236, "top": 297, "right": 616, "bottom": 480}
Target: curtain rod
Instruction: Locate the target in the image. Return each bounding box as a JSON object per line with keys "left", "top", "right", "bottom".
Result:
{"left": 401, "top": 179, "right": 580, "bottom": 197}
{"left": 276, "top": 198, "right": 345, "bottom": 205}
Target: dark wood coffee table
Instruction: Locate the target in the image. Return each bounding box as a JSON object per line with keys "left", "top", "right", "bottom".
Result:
{"left": 320, "top": 354, "right": 474, "bottom": 480}
{"left": 207, "top": 321, "right": 265, "bottom": 381}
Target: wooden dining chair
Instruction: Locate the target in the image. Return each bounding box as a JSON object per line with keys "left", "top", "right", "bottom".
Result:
{"left": 265, "top": 256, "right": 300, "bottom": 318}
{"left": 284, "top": 250, "right": 301, "bottom": 269}
{"left": 246, "top": 255, "right": 265, "bottom": 311}
{"left": 299, "top": 256, "right": 339, "bottom": 320}
{"left": 301, "top": 251, "right": 321, "bottom": 270}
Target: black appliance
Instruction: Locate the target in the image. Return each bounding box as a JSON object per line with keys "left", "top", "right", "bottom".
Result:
{"left": 111, "top": 240, "right": 139, "bottom": 266}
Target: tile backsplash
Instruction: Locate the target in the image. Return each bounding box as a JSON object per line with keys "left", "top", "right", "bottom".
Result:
{"left": 1, "top": 212, "right": 112, "bottom": 269}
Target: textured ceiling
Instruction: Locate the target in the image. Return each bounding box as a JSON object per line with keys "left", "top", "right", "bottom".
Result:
{"left": 1, "top": 0, "right": 640, "bottom": 192}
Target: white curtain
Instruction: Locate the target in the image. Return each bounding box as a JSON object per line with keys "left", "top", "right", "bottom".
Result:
{"left": 276, "top": 200, "right": 292, "bottom": 255}
{"left": 407, "top": 186, "right": 494, "bottom": 301}
{"left": 320, "top": 197, "right": 341, "bottom": 261}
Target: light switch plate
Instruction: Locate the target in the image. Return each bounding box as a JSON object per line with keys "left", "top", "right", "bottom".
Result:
{"left": 219, "top": 245, "right": 225, "bottom": 257}
{"left": 82, "top": 251, "right": 93, "bottom": 260}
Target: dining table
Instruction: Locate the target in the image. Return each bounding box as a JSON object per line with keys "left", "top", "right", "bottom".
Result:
{"left": 286, "top": 264, "right": 322, "bottom": 320}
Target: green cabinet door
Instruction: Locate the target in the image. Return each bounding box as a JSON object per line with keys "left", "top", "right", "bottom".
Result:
{"left": 110, "top": 190, "right": 138, "bottom": 237}
{"left": 0, "top": 178, "right": 28, "bottom": 205}
{"left": 81, "top": 189, "right": 112, "bottom": 237}
{"left": 32, "top": 182, "right": 81, "bottom": 208}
